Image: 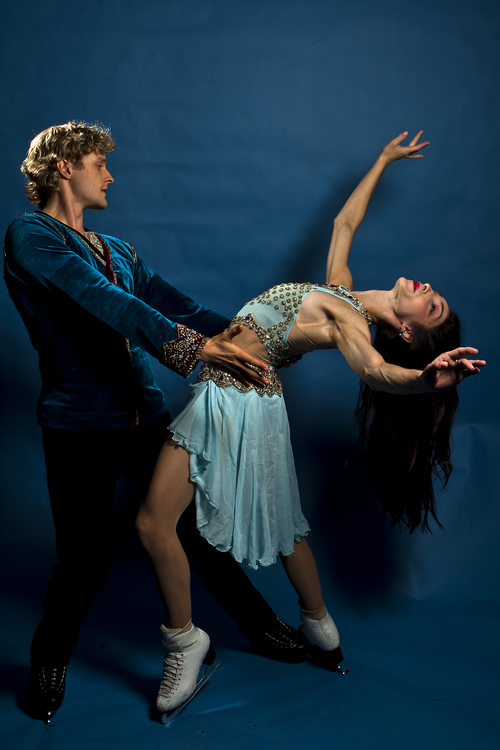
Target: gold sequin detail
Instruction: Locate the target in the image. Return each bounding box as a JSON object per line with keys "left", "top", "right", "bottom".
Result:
{"left": 128, "top": 244, "right": 137, "bottom": 263}
{"left": 66, "top": 227, "right": 106, "bottom": 267}
{"left": 163, "top": 324, "right": 209, "bottom": 378}
{"left": 198, "top": 364, "right": 283, "bottom": 397}
{"left": 236, "top": 282, "right": 373, "bottom": 368}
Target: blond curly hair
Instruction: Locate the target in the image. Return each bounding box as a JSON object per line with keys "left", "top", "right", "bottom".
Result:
{"left": 21, "top": 121, "right": 116, "bottom": 208}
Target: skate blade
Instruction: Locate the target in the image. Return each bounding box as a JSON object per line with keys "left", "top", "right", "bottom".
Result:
{"left": 161, "top": 657, "right": 222, "bottom": 726}
{"left": 43, "top": 710, "right": 57, "bottom": 727}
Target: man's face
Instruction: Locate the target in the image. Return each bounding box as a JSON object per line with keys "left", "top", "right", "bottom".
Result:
{"left": 68, "top": 151, "right": 114, "bottom": 211}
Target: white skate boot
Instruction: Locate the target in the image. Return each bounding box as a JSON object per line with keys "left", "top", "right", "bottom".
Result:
{"left": 157, "top": 623, "right": 221, "bottom": 724}
{"left": 299, "top": 606, "right": 346, "bottom": 674}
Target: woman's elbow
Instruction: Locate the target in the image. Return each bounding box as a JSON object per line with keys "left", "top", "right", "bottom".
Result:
{"left": 360, "top": 365, "right": 384, "bottom": 392}
{"left": 333, "top": 215, "right": 356, "bottom": 234}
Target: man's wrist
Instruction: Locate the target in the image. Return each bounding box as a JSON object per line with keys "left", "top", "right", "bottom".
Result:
{"left": 162, "top": 325, "right": 209, "bottom": 378}
{"left": 197, "top": 338, "right": 212, "bottom": 364}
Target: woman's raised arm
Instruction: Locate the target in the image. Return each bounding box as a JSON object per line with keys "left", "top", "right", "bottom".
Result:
{"left": 326, "top": 131, "right": 429, "bottom": 287}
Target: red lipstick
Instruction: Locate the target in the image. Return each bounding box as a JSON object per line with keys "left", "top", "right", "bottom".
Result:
{"left": 413, "top": 280, "right": 421, "bottom": 292}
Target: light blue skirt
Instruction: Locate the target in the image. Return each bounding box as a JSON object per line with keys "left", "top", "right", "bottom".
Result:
{"left": 169, "top": 380, "right": 310, "bottom": 569}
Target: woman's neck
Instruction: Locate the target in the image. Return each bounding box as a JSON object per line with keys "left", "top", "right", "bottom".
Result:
{"left": 353, "top": 289, "right": 400, "bottom": 330}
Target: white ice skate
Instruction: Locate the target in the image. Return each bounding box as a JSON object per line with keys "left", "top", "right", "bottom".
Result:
{"left": 299, "top": 608, "right": 346, "bottom": 674}
{"left": 157, "top": 623, "right": 221, "bottom": 725}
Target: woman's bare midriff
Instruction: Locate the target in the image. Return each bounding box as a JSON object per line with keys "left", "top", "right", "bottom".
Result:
{"left": 230, "top": 290, "right": 366, "bottom": 364}
{"left": 229, "top": 324, "right": 272, "bottom": 365}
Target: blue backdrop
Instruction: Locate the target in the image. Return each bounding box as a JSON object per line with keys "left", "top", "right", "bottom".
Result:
{"left": 0, "top": 1, "right": 498, "bottom": 748}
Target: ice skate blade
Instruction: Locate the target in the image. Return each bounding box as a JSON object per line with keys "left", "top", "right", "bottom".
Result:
{"left": 43, "top": 710, "right": 57, "bottom": 726}
{"left": 161, "top": 657, "right": 222, "bottom": 726}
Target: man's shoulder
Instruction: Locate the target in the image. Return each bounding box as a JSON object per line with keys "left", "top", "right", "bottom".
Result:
{"left": 6, "top": 211, "right": 73, "bottom": 240}
{"left": 5, "top": 216, "right": 136, "bottom": 259}
{"left": 4, "top": 212, "right": 57, "bottom": 251}
{"left": 6, "top": 211, "right": 45, "bottom": 233}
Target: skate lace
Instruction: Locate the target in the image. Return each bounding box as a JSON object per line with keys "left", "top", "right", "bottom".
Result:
{"left": 39, "top": 666, "right": 67, "bottom": 695}
{"left": 157, "top": 652, "right": 185, "bottom": 698}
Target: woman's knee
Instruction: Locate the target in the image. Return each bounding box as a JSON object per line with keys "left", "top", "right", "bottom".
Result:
{"left": 135, "top": 506, "right": 174, "bottom": 550}
{"left": 135, "top": 506, "right": 156, "bottom": 544}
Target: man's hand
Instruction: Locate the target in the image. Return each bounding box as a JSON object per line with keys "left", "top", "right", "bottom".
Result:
{"left": 420, "top": 347, "right": 486, "bottom": 391}
{"left": 199, "top": 325, "right": 269, "bottom": 387}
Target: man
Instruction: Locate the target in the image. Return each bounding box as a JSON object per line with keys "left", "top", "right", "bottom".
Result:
{"left": 3, "top": 122, "right": 307, "bottom": 724}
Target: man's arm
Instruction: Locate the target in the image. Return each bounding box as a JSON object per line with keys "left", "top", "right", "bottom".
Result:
{"left": 132, "top": 257, "right": 271, "bottom": 386}
{"left": 132, "top": 256, "right": 230, "bottom": 338}
{"left": 5, "top": 215, "right": 267, "bottom": 384}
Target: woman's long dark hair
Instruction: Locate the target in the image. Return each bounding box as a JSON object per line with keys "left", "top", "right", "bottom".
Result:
{"left": 356, "top": 311, "right": 462, "bottom": 533}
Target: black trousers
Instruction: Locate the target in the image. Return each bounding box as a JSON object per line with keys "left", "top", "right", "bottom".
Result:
{"left": 30, "top": 412, "right": 274, "bottom": 664}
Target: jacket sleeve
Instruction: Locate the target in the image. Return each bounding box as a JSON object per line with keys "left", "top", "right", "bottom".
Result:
{"left": 132, "top": 255, "right": 231, "bottom": 338}
{"left": 4, "top": 215, "right": 229, "bottom": 377}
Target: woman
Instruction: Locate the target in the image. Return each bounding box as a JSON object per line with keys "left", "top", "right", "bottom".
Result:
{"left": 136, "top": 131, "right": 485, "bottom": 720}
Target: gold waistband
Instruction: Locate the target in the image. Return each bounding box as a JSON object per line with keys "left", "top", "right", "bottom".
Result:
{"left": 197, "top": 364, "right": 283, "bottom": 397}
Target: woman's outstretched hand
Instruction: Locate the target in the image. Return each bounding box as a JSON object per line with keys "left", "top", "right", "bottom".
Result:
{"left": 199, "top": 325, "right": 269, "bottom": 387}
{"left": 420, "top": 347, "right": 486, "bottom": 391}
{"left": 381, "top": 131, "right": 429, "bottom": 164}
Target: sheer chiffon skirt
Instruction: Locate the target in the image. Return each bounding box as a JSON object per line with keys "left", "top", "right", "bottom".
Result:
{"left": 169, "top": 380, "right": 310, "bottom": 569}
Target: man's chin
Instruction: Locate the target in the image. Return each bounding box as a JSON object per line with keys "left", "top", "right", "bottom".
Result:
{"left": 89, "top": 200, "right": 108, "bottom": 211}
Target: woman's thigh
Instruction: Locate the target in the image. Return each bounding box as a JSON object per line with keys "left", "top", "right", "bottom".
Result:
{"left": 140, "top": 438, "right": 194, "bottom": 529}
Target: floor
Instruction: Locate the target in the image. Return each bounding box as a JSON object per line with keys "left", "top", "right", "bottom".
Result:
{"left": 1, "top": 551, "right": 498, "bottom": 750}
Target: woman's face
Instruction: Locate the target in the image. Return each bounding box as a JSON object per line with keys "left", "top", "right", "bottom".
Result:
{"left": 393, "top": 277, "right": 449, "bottom": 329}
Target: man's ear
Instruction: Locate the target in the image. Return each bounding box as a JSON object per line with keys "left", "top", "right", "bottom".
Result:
{"left": 56, "top": 159, "right": 72, "bottom": 180}
{"left": 400, "top": 324, "right": 413, "bottom": 344}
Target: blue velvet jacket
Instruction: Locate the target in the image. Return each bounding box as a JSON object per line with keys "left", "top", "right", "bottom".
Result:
{"left": 3, "top": 212, "right": 230, "bottom": 430}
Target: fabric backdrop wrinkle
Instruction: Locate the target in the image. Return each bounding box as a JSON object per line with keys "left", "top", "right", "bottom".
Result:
{"left": 0, "top": 0, "right": 498, "bottom": 620}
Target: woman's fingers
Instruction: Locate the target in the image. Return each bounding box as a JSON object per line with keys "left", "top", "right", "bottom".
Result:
{"left": 394, "top": 131, "right": 409, "bottom": 145}
{"left": 448, "top": 346, "right": 479, "bottom": 358}
{"left": 405, "top": 133, "right": 429, "bottom": 158}
{"left": 408, "top": 130, "right": 424, "bottom": 147}
{"left": 381, "top": 130, "right": 429, "bottom": 163}
{"left": 427, "top": 348, "right": 485, "bottom": 374}
{"left": 456, "top": 358, "right": 486, "bottom": 374}
{"left": 388, "top": 131, "right": 429, "bottom": 159}
{"left": 439, "top": 349, "right": 485, "bottom": 371}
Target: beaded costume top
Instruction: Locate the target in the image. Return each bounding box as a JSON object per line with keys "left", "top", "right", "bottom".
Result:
{"left": 198, "top": 283, "right": 373, "bottom": 396}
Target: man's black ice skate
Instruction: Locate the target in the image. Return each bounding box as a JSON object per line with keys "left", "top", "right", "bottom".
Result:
{"left": 28, "top": 665, "right": 67, "bottom": 725}
{"left": 241, "top": 615, "right": 309, "bottom": 663}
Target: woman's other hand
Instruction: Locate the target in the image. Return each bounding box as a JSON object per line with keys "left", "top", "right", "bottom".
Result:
{"left": 420, "top": 347, "right": 486, "bottom": 391}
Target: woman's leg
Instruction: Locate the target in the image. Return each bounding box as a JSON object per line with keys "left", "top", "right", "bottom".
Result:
{"left": 136, "top": 438, "right": 194, "bottom": 629}
{"left": 280, "top": 538, "right": 343, "bottom": 667}
{"left": 137, "top": 438, "right": 220, "bottom": 715}
{"left": 279, "top": 537, "right": 323, "bottom": 611}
